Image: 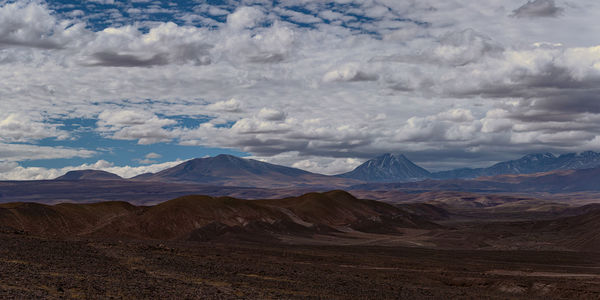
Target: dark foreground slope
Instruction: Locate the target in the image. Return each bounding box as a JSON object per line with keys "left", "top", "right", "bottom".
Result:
{"left": 1, "top": 232, "right": 599, "bottom": 299}
{"left": 530, "top": 208, "right": 600, "bottom": 251}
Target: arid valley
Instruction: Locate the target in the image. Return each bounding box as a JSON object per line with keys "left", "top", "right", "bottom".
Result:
{"left": 4, "top": 0, "right": 600, "bottom": 298}
{"left": 2, "top": 154, "right": 600, "bottom": 299}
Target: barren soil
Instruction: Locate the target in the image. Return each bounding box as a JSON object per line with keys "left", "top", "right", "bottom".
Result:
{"left": 1, "top": 232, "right": 599, "bottom": 299}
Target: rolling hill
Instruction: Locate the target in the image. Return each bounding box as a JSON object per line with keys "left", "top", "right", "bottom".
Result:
{"left": 0, "top": 191, "right": 436, "bottom": 241}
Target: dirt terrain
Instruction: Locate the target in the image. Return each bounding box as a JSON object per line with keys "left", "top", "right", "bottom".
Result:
{"left": 1, "top": 232, "right": 599, "bottom": 299}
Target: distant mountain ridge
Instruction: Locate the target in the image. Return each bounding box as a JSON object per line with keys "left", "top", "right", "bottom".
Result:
{"left": 52, "top": 151, "right": 600, "bottom": 186}
{"left": 432, "top": 151, "right": 600, "bottom": 179}
{"left": 337, "top": 151, "right": 600, "bottom": 182}
{"left": 336, "top": 153, "right": 431, "bottom": 182}
{"left": 350, "top": 166, "right": 600, "bottom": 194}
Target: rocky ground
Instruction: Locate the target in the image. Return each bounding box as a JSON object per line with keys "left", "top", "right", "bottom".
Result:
{"left": 1, "top": 232, "right": 599, "bottom": 299}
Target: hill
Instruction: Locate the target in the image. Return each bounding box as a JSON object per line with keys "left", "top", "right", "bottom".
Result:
{"left": 0, "top": 191, "right": 436, "bottom": 242}
{"left": 0, "top": 201, "right": 136, "bottom": 237}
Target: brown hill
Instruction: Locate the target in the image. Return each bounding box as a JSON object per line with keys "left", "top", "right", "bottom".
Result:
{"left": 533, "top": 208, "right": 600, "bottom": 251}
{"left": 0, "top": 201, "right": 136, "bottom": 238}
{"left": 0, "top": 191, "right": 436, "bottom": 242}
{"left": 396, "top": 203, "right": 451, "bottom": 221}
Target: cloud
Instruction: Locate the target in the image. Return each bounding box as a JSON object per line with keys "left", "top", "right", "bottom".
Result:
{"left": 97, "top": 110, "right": 177, "bottom": 144}
{"left": 217, "top": 20, "right": 295, "bottom": 64}
{"left": 80, "top": 22, "right": 213, "bottom": 67}
{"left": 231, "top": 118, "right": 291, "bottom": 134}
{"left": 89, "top": 0, "right": 115, "bottom": 4}
{"left": 384, "top": 29, "right": 503, "bottom": 67}
{"left": 394, "top": 109, "right": 481, "bottom": 143}
{"left": 3, "top": 0, "right": 600, "bottom": 178}
{"left": 251, "top": 152, "right": 363, "bottom": 175}
{"left": 512, "top": 0, "right": 564, "bottom": 18}
{"left": 226, "top": 6, "right": 265, "bottom": 30}
{"left": 323, "top": 64, "right": 379, "bottom": 82}
{"left": 145, "top": 152, "right": 161, "bottom": 159}
{"left": 88, "top": 51, "right": 169, "bottom": 67}
{"left": 258, "top": 108, "right": 286, "bottom": 121}
{"left": 0, "top": 143, "right": 96, "bottom": 162}
{"left": 206, "top": 98, "right": 243, "bottom": 113}
{"left": 0, "top": 159, "right": 183, "bottom": 180}
{"left": 136, "top": 152, "right": 162, "bottom": 164}
{"left": 0, "top": 1, "right": 85, "bottom": 49}
{"left": 0, "top": 113, "right": 69, "bottom": 142}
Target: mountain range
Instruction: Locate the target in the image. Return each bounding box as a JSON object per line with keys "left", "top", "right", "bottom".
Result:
{"left": 48, "top": 151, "right": 600, "bottom": 187}
{"left": 339, "top": 151, "right": 600, "bottom": 182}
{"left": 432, "top": 151, "right": 600, "bottom": 179}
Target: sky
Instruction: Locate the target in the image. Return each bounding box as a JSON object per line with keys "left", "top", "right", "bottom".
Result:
{"left": 2, "top": 0, "right": 600, "bottom": 180}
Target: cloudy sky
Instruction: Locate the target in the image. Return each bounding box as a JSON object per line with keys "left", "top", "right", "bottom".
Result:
{"left": 1, "top": 0, "right": 600, "bottom": 180}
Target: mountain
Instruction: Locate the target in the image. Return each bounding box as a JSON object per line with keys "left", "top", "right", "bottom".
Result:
{"left": 336, "top": 153, "right": 431, "bottom": 182}
{"left": 433, "top": 151, "right": 600, "bottom": 179}
{"left": 55, "top": 170, "right": 123, "bottom": 181}
{"left": 483, "top": 166, "right": 600, "bottom": 192}
{"left": 352, "top": 165, "right": 600, "bottom": 194}
{"left": 343, "top": 150, "right": 600, "bottom": 182}
{"left": 0, "top": 191, "right": 437, "bottom": 241}
{"left": 132, "top": 154, "right": 357, "bottom": 188}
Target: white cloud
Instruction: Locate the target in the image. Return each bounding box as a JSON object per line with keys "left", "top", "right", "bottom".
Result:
{"left": 323, "top": 63, "right": 379, "bottom": 82}
{"left": 145, "top": 152, "right": 161, "bottom": 159}
{"left": 81, "top": 22, "right": 212, "bottom": 67}
{"left": 0, "top": 143, "right": 95, "bottom": 162}
{"left": 251, "top": 152, "right": 363, "bottom": 175}
{"left": 205, "top": 98, "right": 243, "bottom": 112}
{"left": 0, "top": 113, "right": 69, "bottom": 142}
{"left": 0, "top": 1, "right": 86, "bottom": 49}
{"left": 0, "top": 159, "right": 184, "bottom": 180}
{"left": 3, "top": 0, "right": 600, "bottom": 177}
{"left": 258, "top": 108, "right": 286, "bottom": 121}
{"left": 97, "top": 110, "right": 177, "bottom": 144}
{"left": 226, "top": 6, "right": 265, "bottom": 30}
